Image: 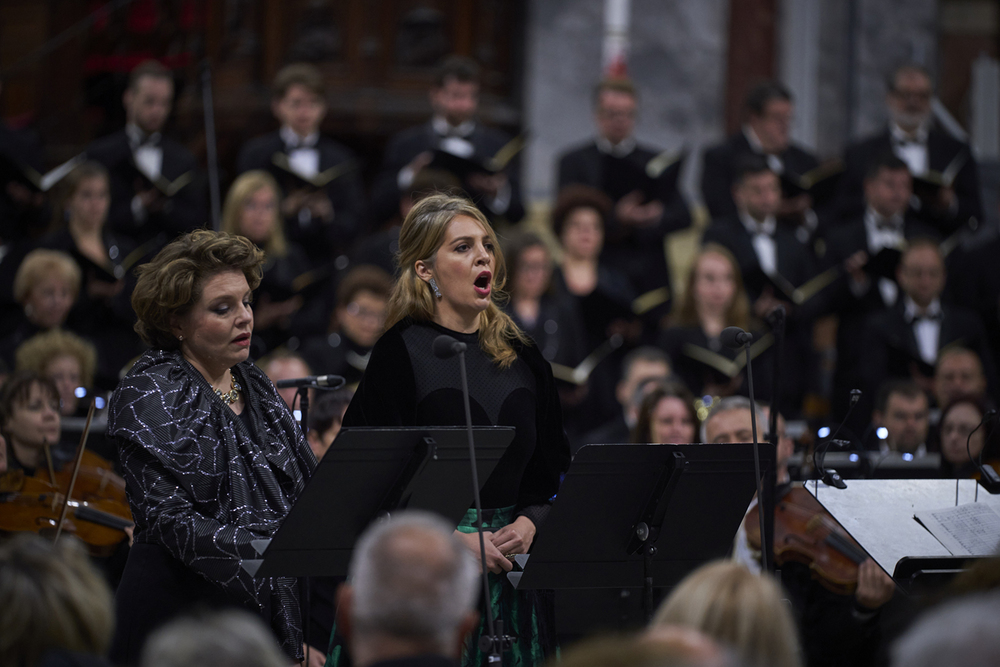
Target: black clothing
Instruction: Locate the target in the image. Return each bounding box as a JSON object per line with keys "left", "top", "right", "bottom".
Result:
{"left": 557, "top": 140, "right": 691, "bottom": 317}
{"left": 369, "top": 121, "right": 525, "bottom": 227}
{"left": 351, "top": 226, "right": 401, "bottom": 278}
{"left": 369, "top": 655, "right": 460, "bottom": 667}
{"left": 298, "top": 331, "right": 372, "bottom": 388}
{"left": 236, "top": 131, "right": 365, "bottom": 266}
{"left": 86, "top": 130, "right": 205, "bottom": 247}
{"left": 0, "top": 316, "right": 42, "bottom": 371}
{"left": 343, "top": 318, "right": 570, "bottom": 527}
{"left": 837, "top": 127, "right": 982, "bottom": 233}
{"left": 658, "top": 325, "right": 775, "bottom": 402}
{"left": 0, "top": 121, "right": 48, "bottom": 243}
{"left": 37, "top": 228, "right": 143, "bottom": 390}
{"left": 578, "top": 413, "right": 631, "bottom": 454}
{"left": 506, "top": 293, "right": 588, "bottom": 370}
{"left": 107, "top": 350, "right": 317, "bottom": 663}
{"left": 860, "top": 301, "right": 997, "bottom": 402}
{"left": 700, "top": 131, "right": 819, "bottom": 221}
{"left": 945, "top": 233, "right": 1000, "bottom": 376}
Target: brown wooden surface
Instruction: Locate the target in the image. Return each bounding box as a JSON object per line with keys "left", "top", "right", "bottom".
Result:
{"left": 723, "top": 0, "right": 777, "bottom": 134}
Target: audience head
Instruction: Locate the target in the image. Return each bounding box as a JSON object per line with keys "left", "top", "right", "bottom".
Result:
{"left": 616, "top": 346, "right": 672, "bottom": 418}
{"left": 897, "top": 239, "right": 945, "bottom": 309}
{"left": 863, "top": 152, "right": 913, "bottom": 219}
{"left": 701, "top": 396, "right": 766, "bottom": 444}
{"left": 890, "top": 591, "right": 1000, "bottom": 667}
{"left": 934, "top": 347, "right": 986, "bottom": 409}
{"left": 306, "top": 387, "right": 354, "bottom": 461}
{"left": 552, "top": 185, "right": 612, "bottom": 262}
{"left": 271, "top": 62, "right": 327, "bottom": 138}
{"left": 558, "top": 630, "right": 734, "bottom": 667}
{"left": 886, "top": 63, "right": 933, "bottom": 133}
{"left": 124, "top": 60, "right": 174, "bottom": 135}
{"left": 222, "top": 170, "right": 287, "bottom": 258}
{"left": 632, "top": 380, "right": 698, "bottom": 444}
{"left": 744, "top": 80, "right": 793, "bottom": 154}
{"left": 652, "top": 560, "right": 802, "bottom": 667}
{"left": 593, "top": 78, "right": 638, "bottom": 146}
{"left": 430, "top": 56, "right": 481, "bottom": 128}
{"left": 732, "top": 153, "right": 780, "bottom": 222}
{"left": 0, "top": 371, "right": 61, "bottom": 470}
{"left": 0, "top": 534, "right": 114, "bottom": 667}
{"left": 504, "top": 231, "right": 554, "bottom": 303}
{"left": 14, "top": 249, "right": 81, "bottom": 330}
{"left": 333, "top": 265, "right": 393, "bottom": 348}
{"left": 937, "top": 395, "right": 993, "bottom": 467}
{"left": 15, "top": 329, "right": 97, "bottom": 417}
{"left": 338, "top": 510, "right": 479, "bottom": 667}
{"left": 131, "top": 230, "right": 264, "bottom": 352}
{"left": 55, "top": 161, "right": 110, "bottom": 233}
{"left": 140, "top": 609, "right": 287, "bottom": 667}
{"left": 260, "top": 350, "right": 312, "bottom": 411}
{"left": 677, "top": 245, "right": 749, "bottom": 332}
{"left": 873, "top": 380, "right": 929, "bottom": 454}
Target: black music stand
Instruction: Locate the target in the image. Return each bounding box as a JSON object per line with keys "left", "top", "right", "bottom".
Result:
{"left": 510, "top": 442, "right": 774, "bottom": 632}
{"left": 244, "top": 426, "right": 513, "bottom": 578}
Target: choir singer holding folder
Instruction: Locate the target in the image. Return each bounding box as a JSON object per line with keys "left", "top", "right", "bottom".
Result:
{"left": 341, "top": 194, "right": 570, "bottom": 667}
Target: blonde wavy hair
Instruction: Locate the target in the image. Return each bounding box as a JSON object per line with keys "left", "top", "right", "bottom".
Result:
{"left": 222, "top": 170, "right": 287, "bottom": 258}
{"left": 15, "top": 329, "right": 97, "bottom": 390}
{"left": 386, "top": 194, "right": 527, "bottom": 368}
{"left": 652, "top": 560, "right": 802, "bottom": 667}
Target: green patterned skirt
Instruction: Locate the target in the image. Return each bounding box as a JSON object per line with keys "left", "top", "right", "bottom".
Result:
{"left": 457, "top": 506, "right": 556, "bottom": 667}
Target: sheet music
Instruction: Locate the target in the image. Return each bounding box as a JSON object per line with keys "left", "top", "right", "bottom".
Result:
{"left": 914, "top": 502, "right": 1000, "bottom": 557}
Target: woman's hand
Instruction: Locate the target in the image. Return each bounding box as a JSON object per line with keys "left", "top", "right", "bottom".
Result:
{"left": 299, "top": 644, "right": 326, "bottom": 667}
{"left": 455, "top": 530, "right": 512, "bottom": 574}
{"left": 490, "top": 516, "right": 536, "bottom": 556}
{"left": 855, "top": 559, "right": 895, "bottom": 610}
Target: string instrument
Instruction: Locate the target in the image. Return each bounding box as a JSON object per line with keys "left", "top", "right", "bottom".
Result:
{"left": 0, "top": 400, "right": 133, "bottom": 556}
{"left": 746, "top": 484, "right": 868, "bottom": 595}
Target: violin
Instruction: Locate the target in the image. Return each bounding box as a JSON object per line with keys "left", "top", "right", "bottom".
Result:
{"left": 746, "top": 484, "right": 868, "bottom": 595}
{"left": 0, "top": 400, "right": 133, "bottom": 557}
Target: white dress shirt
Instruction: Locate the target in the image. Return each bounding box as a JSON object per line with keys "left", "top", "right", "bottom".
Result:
{"left": 861, "top": 206, "right": 906, "bottom": 306}
{"left": 904, "top": 296, "right": 943, "bottom": 366}
{"left": 739, "top": 211, "right": 778, "bottom": 276}
{"left": 280, "top": 126, "right": 320, "bottom": 179}
{"left": 743, "top": 125, "right": 783, "bottom": 174}
{"left": 890, "top": 122, "right": 930, "bottom": 177}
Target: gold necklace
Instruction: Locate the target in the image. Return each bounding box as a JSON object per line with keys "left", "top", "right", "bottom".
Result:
{"left": 215, "top": 373, "right": 241, "bottom": 405}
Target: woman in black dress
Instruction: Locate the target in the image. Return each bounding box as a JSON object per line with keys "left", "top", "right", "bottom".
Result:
{"left": 106, "top": 230, "right": 316, "bottom": 664}
{"left": 342, "top": 194, "right": 571, "bottom": 667}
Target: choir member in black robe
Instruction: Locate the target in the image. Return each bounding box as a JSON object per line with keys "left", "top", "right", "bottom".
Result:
{"left": 221, "top": 170, "right": 324, "bottom": 358}
{"left": 343, "top": 194, "right": 569, "bottom": 667}
{"left": 0, "top": 79, "right": 48, "bottom": 244}
{"left": 236, "top": 63, "right": 364, "bottom": 269}
{"left": 701, "top": 81, "right": 819, "bottom": 226}
{"left": 368, "top": 56, "right": 524, "bottom": 227}
{"left": 557, "top": 78, "right": 690, "bottom": 319}
{"left": 835, "top": 64, "right": 982, "bottom": 234}
{"left": 107, "top": 230, "right": 316, "bottom": 665}
{"left": 85, "top": 61, "right": 204, "bottom": 249}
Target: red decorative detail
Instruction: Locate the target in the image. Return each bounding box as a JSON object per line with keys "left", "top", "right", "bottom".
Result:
{"left": 605, "top": 57, "right": 629, "bottom": 79}
{"left": 126, "top": 0, "right": 160, "bottom": 34}
{"left": 90, "top": 0, "right": 110, "bottom": 32}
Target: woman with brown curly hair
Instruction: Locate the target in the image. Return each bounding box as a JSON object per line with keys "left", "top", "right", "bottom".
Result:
{"left": 106, "top": 229, "right": 316, "bottom": 665}
{"left": 343, "top": 194, "right": 571, "bottom": 667}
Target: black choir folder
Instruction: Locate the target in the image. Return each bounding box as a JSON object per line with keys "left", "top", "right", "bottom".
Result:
{"left": 511, "top": 442, "right": 774, "bottom": 632}
{"left": 244, "top": 426, "right": 512, "bottom": 578}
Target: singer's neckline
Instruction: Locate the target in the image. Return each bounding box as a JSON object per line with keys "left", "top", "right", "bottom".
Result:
{"left": 425, "top": 319, "right": 480, "bottom": 340}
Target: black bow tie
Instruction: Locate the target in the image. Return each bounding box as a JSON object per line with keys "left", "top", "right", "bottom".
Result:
{"left": 285, "top": 137, "right": 317, "bottom": 151}
{"left": 907, "top": 310, "right": 942, "bottom": 324}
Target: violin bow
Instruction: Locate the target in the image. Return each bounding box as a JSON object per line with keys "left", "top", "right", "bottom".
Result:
{"left": 52, "top": 398, "right": 96, "bottom": 545}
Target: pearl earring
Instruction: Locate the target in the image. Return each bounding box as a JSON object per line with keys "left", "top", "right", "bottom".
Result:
{"left": 429, "top": 277, "right": 442, "bottom": 299}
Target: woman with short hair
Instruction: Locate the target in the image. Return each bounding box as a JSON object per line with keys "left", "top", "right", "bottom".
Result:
{"left": 343, "top": 194, "right": 571, "bottom": 667}
{"left": 15, "top": 328, "right": 98, "bottom": 417}
{"left": 107, "top": 229, "right": 316, "bottom": 665}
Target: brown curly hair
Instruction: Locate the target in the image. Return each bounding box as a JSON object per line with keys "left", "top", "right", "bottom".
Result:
{"left": 131, "top": 230, "right": 265, "bottom": 351}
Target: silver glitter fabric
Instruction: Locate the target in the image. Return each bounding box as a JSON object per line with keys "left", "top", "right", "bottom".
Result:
{"left": 108, "top": 349, "right": 316, "bottom": 660}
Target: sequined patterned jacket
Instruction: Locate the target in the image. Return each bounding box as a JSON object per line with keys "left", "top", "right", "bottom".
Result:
{"left": 108, "top": 349, "right": 316, "bottom": 659}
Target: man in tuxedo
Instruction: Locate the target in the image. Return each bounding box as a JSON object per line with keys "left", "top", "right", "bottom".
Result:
{"left": 86, "top": 60, "right": 204, "bottom": 248}
{"left": 237, "top": 63, "right": 364, "bottom": 268}
{"left": 368, "top": 56, "right": 524, "bottom": 228}
{"left": 701, "top": 81, "right": 819, "bottom": 226}
{"left": 821, "top": 153, "right": 924, "bottom": 424}
{"left": 335, "top": 511, "right": 478, "bottom": 667}
{"left": 557, "top": 78, "right": 691, "bottom": 318}
{"left": 869, "top": 380, "right": 930, "bottom": 455}
{"left": 837, "top": 64, "right": 982, "bottom": 234}
{"left": 861, "top": 239, "right": 996, "bottom": 405}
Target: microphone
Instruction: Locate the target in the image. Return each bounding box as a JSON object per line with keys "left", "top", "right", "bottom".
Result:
{"left": 274, "top": 375, "right": 346, "bottom": 389}
{"left": 967, "top": 409, "right": 1000, "bottom": 494}
{"left": 432, "top": 334, "right": 467, "bottom": 359}
{"left": 815, "top": 389, "right": 863, "bottom": 489}
{"left": 720, "top": 326, "right": 753, "bottom": 348}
